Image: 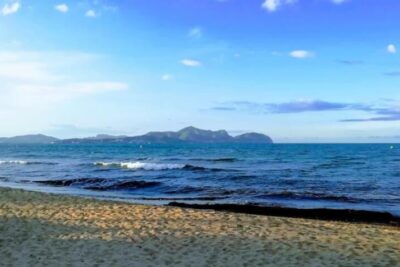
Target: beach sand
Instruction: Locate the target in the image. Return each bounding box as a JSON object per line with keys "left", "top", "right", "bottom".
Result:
{"left": 0, "top": 187, "right": 399, "bottom": 267}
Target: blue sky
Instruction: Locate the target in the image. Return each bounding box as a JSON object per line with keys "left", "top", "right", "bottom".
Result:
{"left": 0, "top": 0, "right": 400, "bottom": 142}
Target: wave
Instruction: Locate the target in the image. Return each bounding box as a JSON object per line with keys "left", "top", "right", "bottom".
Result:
{"left": 183, "top": 164, "right": 231, "bottom": 172}
{"left": 84, "top": 180, "right": 161, "bottom": 191}
{"left": 165, "top": 186, "right": 236, "bottom": 196}
{"left": 37, "top": 178, "right": 107, "bottom": 187}
{"left": 257, "top": 191, "right": 359, "bottom": 203}
{"left": 94, "top": 161, "right": 229, "bottom": 172}
{"left": 0, "top": 160, "right": 28, "bottom": 165}
{"left": 94, "top": 161, "right": 185, "bottom": 170}
{"left": 137, "top": 196, "right": 226, "bottom": 201}
{"left": 209, "top": 157, "right": 238, "bottom": 162}
{"left": 0, "top": 160, "right": 57, "bottom": 165}
{"left": 318, "top": 162, "right": 365, "bottom": 169}
{"left": 228, "top": 175, "right": 256, "bottom": 181}
{"left": 37, "top": 178, "right": 161, "bottom": 191}
{"left": 188, "top": 157, "right": 238, "bottom": 162}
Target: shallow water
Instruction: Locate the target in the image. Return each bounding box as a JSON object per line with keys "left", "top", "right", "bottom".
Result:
{"left": 0, "top": 143, "right": 399, "bottom": 215}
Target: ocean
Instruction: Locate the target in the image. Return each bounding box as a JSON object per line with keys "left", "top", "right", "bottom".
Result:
{"left": 0, "top": 143, "right": 399, "bottom": 216}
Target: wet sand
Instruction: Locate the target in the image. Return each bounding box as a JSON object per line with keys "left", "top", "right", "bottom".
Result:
{"left": 0, "top": 187, "right": 399, "bottom": 267}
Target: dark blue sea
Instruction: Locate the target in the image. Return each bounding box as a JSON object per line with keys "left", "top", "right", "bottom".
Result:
{"left": 0, "top": 143, "right": 399, "bottom": 216}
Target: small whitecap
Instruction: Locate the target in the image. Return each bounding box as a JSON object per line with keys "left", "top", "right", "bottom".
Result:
{"left": 94, "top": 161, "right": 185, "bottom": 171}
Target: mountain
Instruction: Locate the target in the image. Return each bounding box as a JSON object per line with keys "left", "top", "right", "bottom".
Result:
{"left": 177, "top": 126, "right": 232, "bottom": 142}
{"left": 61, "top": 126, "right": 273, "bottom": 144}
{"left": 0, "top": 127, "right": 273, "bottom": 144}
{"left": 234, "top": 133, "right": 273, "bottom": 144}
{"left": 0, "top": 134, "right": 59, "bottom": 144}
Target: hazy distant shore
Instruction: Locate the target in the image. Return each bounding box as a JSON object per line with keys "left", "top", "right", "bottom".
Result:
{"left": 0, "top": 187, "right": 399, "bottom": 266}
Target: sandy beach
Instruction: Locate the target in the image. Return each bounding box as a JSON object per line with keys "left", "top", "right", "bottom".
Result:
{"left": 0, "top": 187, "right": 399, "bottom": 267}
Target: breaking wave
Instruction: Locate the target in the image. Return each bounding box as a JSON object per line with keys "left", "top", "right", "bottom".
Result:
{"left": 94, "top": 161, "right": 186, "bottom": 170}
{"left": 94, "top": 161, "right": 229, "bottom": 172}
{"left": 0, "top": 160, "right": 28, "bottom": 165}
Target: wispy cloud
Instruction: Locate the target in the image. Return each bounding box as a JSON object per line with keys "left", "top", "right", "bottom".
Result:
{"left": 220, "top": 100, "right": 361, "bottom": 113}
{"left": 85, "top": 10, "right": 97, "bottom": 18}
{"left": 78, "top": 1, "right": 117, "bottom": 17}
{"left": 0, "top": 50, "right": 127, "bottom": 109}
{"left": 211, "top": 106, "right": 237, "bottom": 111}
{"left": 237, "top": 100, "right": 358, "bottom": 113}
{"left": 338, "top": 60, "right": 364, "bottom": 65}
{"left": 261, "top": 0, "right": 297, "bottom": 12}
{"left": 55, "top": 3, "right": 69, "bottom": 13}
{"left": 1, "top": 1, "right": 20, "bottom": 16}
{"left": 331, "top": 0, "right": 349, "bottom": 4}
{"left": 341, "top": 116, "right": 400, "bottom": 122}
{"left": 289, "top": 50, "right": 314, "bottom": 59}
{"left": 261, "top": 0, "right": 349, "bottom": 12}
{"left": 269, "top": 100, "right": 356, "bottom": 113}
{"left": 181, "top": 59, "right": 202, "bottom": 67}
{"left": 161, "top": 74, "right": 172, "bottom": 81}
{"left": 212, "top": 99, "right": 400, "bottom": 122}
{"left": 188, "top": 27, "right": 203, "bottom": 39}
{"left": 65, "top": 82, "right": 127, "bottom": 94}
{"left": 383, "top": 71, "right": 400, "bottom": 77}
{"left": 387, "top": 44, "right": 396, "bottom": 54}
{"left": 341, "top": 106, "right": 400, "bottom": 122}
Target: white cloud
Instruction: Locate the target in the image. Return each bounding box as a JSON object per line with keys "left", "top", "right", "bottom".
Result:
{"left": 162, "top": 74, "right": 172, "bottom": 81}
{"left": 262, "top": 0, "right": 348, "bottom": 11}
{"left": 85, "top": 9, "right": 97, "bottom": 17}
{"left": 181, "top": 59, "right": 202, "bottom": 67}
{"left": 261, "top": 0, "right": 296, "bottom": 12}
{"left": 55, "top": 4, "right": 69, "bottom": 13}
{"left": 262, "top": 0, "right": 280, "bottom": 12}
{"left": 387, "top": 44, "right": 396, "bottom": 54}
{"left": 289, "top": 50, "right": 314, "bottom": 59}
{"left": 1, "top": 1, "right": 20, "bottom": 16}
{"left": 188, "top": 27, "right": 203, "bottom": 39}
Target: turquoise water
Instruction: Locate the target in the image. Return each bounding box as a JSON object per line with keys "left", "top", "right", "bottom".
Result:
{"left": 0, "top": 143, "right": 399, "bottom": 215}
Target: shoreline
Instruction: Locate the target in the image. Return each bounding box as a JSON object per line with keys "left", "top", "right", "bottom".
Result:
{"left": 1, "top": 183, "right": 399, "bottom": 226}
{"left": 169, "top": 202, "right": 400, "bottom": 226}
{"left": 1, "top": 187, "right": 400, "bottom": 266}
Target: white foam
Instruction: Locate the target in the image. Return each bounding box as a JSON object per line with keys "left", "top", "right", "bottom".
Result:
{"left": 95, "top": 161, "right": 185, "bottom": 171}
{"left": 0, "top": 160, "right": 28, "bottom": 165}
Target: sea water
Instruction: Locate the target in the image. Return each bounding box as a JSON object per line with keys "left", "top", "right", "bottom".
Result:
{"left": 0, "top": 143, "right": 399, "bottom": 215}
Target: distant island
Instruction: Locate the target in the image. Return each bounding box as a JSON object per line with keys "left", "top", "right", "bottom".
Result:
{"left": 0, "top": 127, "right": 273, "bottom": 144}
{"left": 0, "top": 134, "right": 59, "bottom": 144}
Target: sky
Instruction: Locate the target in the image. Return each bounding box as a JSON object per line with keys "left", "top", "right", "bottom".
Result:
{"left": 0, "top": 0, "right": 400, "bottom": 142}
